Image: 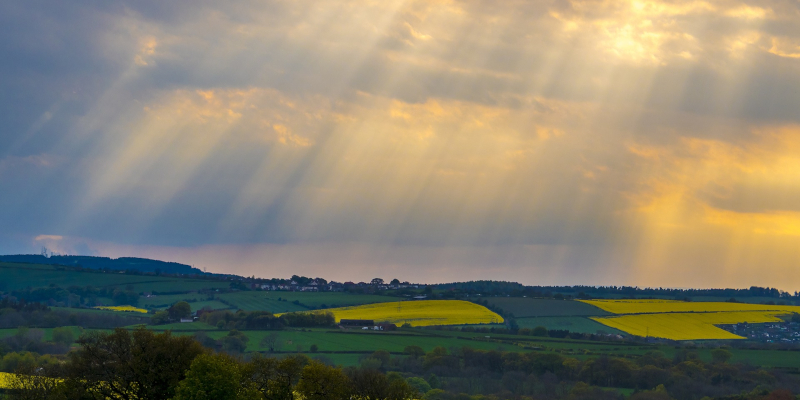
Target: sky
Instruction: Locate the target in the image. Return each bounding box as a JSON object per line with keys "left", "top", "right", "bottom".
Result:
{"left": 1, "top": 0, "right": 800, "bottom": 289}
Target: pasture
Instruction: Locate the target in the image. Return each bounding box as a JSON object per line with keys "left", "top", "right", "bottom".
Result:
{"left": 485, "top": 298, "right": 611, "bottom": 317}
{"left": 317, "top": 300, "right": 503, "bottom": 327}
{"left": 217, "top": 291, "right": 399, "bottom": 313}
{"left": 0, "top": 263, "right": 228, "bottom": 293}
{"left": 515, "top": 316, "right": 625, "bottom": 335}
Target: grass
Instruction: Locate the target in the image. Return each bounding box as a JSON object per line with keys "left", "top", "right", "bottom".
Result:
{"left": 0, "top": 263, "right": 229, "bottom": 293}
{"left": 0, "top": 326, "right": 87, "bottom": 341}
{"left": 312, "top": 300, "right": 504, "bottom": 327}
{"left": 485, "top": 298, "right": 612, "bottom": 317}
{"left": 515, "top": 316, "right": 625, "bottom": 335}
{"left": 217, "top": 291, "right": 399, "bottom": 313}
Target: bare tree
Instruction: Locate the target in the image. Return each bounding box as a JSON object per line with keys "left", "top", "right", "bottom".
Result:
{"left": 260, "top": 332, "right": 281, "bottom": 353}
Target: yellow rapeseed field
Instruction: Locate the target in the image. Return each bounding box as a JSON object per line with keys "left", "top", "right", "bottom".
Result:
{"left": 580, "top": 299, "right": 800, "bottom": 340}
{"left": 320, "top": 300, "right": 503, "bottom": 327}
{"left": 0, "top": 372, "right": 16, "bottom": 389}
{"left": 580, "top": 299, "right": 800, "bottom": 315}
{"left": 591, "top": 311, "right": 786, "bottom": 340}
{"left": 94, "top": 305, "right": 148, "bottom": 313}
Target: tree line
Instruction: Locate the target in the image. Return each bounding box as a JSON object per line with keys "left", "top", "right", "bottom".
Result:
{"left": 5, "top": 327, "right": 417, "bottom": 400}
{"left": 5, "top": 327, "right": 800, "bottom": 400}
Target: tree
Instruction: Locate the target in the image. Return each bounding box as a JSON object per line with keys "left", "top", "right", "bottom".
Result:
{"left": 173, "top": 353, "right": 259, "bottom": 400}
{"left": 406, "top": 377, "right": 432, "bottom": 394}
{"left": 348, "top": 367, "right": 390, "bottom": 400}
{"left": 151, "top": 310, "right": 170, "bottom": 325}
{"left": 390, "top": 279, "right": 400, "bottom": 285}
{"left": 711, "top": 348, "right": 732, "bottom": 364}
{"left": 404, "top": 345, "right": 425, "bottom": 358}
{"left": 296, "top": 361, "right": 352, "bottom": 400}
{"left": 169, "top": 301, "right": 193, "bottom": 320}
{"left": 261, "top": 332, "right": 282, "bottom": 353}
{"left": 61, "top": 327, "right": 204, "bottom": 400}
{"left": 220, "top": 330, "right": 249, "bottom": 353}
{"left": 532, "top": 326, "right": 549, "bottom": 337}
{"left": 51, "top": 327, "right": 74, "bottom": 346}
{"left": 247, "top": 354, "right": 308, "bottom": 400}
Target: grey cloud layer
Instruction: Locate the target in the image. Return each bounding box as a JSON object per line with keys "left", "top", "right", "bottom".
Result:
{"left": 1, "top": 0, "right": 799, "bottom": 286}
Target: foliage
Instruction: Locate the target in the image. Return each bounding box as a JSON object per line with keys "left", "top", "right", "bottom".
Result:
{"left": 51, "top": 327, "right": 75, "bottom": 346}
{"left": 296, "top": 360, "right": 351, "bottom": 400}
{"left": 220, "top": 330, "right": 250, "bottom": 353}
{"left": 246, "top": 354, "right": 308, "bottom": 400}
{"left": 174, "top": 353, "right": 259, "bottom": 400}
{"left": 280, "top": 311, "right": 335, "bottom": 327}
{"left": 168, "top": 301, "right": 193, "bottom": 320}
{"left": 61, "top": 327, "right": 204, "bottom": 400}
{"left": 198, "top": 309, "right": 284, "bottom": 330}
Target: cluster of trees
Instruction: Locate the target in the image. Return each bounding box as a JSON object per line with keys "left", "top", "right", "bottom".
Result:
{"left": 0, "top": 298, "right": 148, "bottom": 329}
{"left": 6, "top": 328, "right": 417, "bottom": 400}
{"left": 432, "top": 281, "right": 800, "bottom": 302}
{"left": 0, "top": 327, "right": 75, "bottom": 355}
{"left": 173, "top": 309, "right": 335, "bottom": 330}
{"left": 151, "top": 301, "right": 195, "bottom": 325}
{"left": 5, "top": 327, "right": 800, "bottom": 400}
{"left": 374, "top": 345, "right": 800, "bottom": 399}
{"left": 422, "top": 324, "right": 622, "bottom": 343}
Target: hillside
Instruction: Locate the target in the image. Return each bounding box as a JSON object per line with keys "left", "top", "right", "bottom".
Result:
{"left": 0, "top": 254, "right": 204, "bottom": 275}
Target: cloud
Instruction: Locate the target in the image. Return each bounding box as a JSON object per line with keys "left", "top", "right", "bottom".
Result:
{"left": 34, "top": 235, "right": 63, "bottom": 241}
{"left": 0, "top": 0, "right": 799, "bottom": 287}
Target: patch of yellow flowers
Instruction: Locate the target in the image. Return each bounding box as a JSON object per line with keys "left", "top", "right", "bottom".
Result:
{"left": 94, "top": 305, "right": 148, "bottom": 313}
{"left": 0, "top": 372, "right": 13, "bottom": 389}
{"left": 581, "top": 299, "right": 800, "bottom": 340}
{"left": 319, "top": 300, "right": 503, "bottom": 327}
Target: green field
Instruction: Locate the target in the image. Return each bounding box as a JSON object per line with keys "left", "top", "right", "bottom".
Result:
{"left": 0, "top": 326, "right": 87, "bottom": 342}
{"left": 484, "top": 298, "right": 611, "bottom": 317}
{"left": 516, "top": 316, "right": 625, "bottom": 335}
{"left": 5, "top": 261, "right": 800, "bottom": 373}
{"left": 217, "top": 291, "right": 399, "bottom": 313}
{"left": 0, "top": 263, "right": 229, "bottom": 292}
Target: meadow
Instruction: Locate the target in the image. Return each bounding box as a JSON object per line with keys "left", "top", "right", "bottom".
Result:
{"left": 0, "top": 263, "right": 229, "bottom": 292}
{"left": 515, "top": 316, "right": 625, "bottom": 335}
{"left": 313, "top": 300, "right": 504, "bottom": 327}
{"left": 485, "top": 297, "right": 612, "bottom": 317}
{"left": 218, "top": 291, "right": 399, "bottom": 312}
